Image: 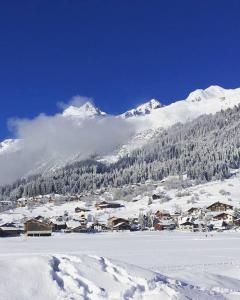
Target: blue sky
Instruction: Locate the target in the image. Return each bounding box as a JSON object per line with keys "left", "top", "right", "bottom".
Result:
{"left": 0, "top": 0, "right": 240, "bottom": 140}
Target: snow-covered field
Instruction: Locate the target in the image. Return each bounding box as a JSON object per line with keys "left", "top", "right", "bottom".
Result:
{"left": 1, "top": 231, "right": 240, "bottom": 299}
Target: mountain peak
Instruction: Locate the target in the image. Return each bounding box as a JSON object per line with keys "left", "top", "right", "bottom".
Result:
{"left": 186, "top": 85, "right": 226, "bottom": 103}
{"left": 62, "top": 101, "right": 106, "bottom": 118}
{"left": 123, "top": 99, "right": 163, "bottom": 118}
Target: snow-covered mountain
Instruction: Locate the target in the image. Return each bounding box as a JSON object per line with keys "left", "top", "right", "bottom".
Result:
{"left": 1, "top": 85, "right": 240, "bottom": 184}
{"left": 122, "top": 99, "right": 163, "bottom": 118}
{"left": 0, "top": 139, "right": 19, "bottom": 154}
{"left": 62, "top": 101, "right": 106, "bottom": 118}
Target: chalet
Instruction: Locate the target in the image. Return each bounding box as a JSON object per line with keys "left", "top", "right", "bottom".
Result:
{"left": 75, "top": 207, "right": 90, "bottom": 213}
{"left": 95, "top": 201, "right": 123, "bottom": 210}
{"left": 24, "top": 219, "right": 52, "bottom": 236}
{"left": 187, "top": 207, "right": 201, "bottom": 215}
{"left": 0, "top": 223, "right": 22, "bottom": 237}
{"left": 155, "top": 210, "right": 171, "bottom": 220}
{"left": 213, "top": 212, "right": 235, "bottom": 224}
{"left": 50, "top": 220, "right": 67, "bottom": 232}
{"left": 113, "top": 222, "right": 131, "bottom": 231}
{"left": 206, "top": 202, "right": 233, "bottom": 212}
{"left": 179, "top": 221, "right": 195, "bottom": 231}
{"left": 108, "top": 217, "right": 129, "bottom": 228}
{"left": 154, "top": 220, "right": 176, "bottom": 231}
{"left": 66, "top": 221, "right": 89, "bottom": 233}
{"left": 178, "top": 216, "right": 195, "bottom": 231}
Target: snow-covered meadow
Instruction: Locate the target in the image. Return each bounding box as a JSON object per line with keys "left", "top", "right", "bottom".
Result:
{"left": 1, "top": 231, "right": 240, "bottom": 299}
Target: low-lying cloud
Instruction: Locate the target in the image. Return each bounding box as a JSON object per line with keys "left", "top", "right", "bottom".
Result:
{"left": 0, "top": 99, "right": 135, "bottom": 186}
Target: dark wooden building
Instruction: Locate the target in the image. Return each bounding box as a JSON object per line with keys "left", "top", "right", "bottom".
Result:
{"left": 207, "top": 202, "right": 233, "bottom": 212}
{"left": 0, "top": 226, "right": 21, "bottom": 237}
{"left": 24, "top": 219, "right": 52, "bottom": 236}
{"left": 95, "top": 201, "right": 123, "bottom": 210}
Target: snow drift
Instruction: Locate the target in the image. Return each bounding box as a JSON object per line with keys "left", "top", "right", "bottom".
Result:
{"left": 0, "top": 254, "right": 222, "bottom": 300}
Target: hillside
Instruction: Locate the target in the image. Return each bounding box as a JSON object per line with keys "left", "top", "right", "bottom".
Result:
{"left": 1, "top": 103, "right": 240, "bottom": 202}
{"left": 1, "top": 86, "right": 240, "bottom": 186}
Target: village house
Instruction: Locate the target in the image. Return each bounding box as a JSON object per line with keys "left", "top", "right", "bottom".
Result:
{"left": 187, "top": 207, "right": 201, "bottom": 215}
{"left": 206, "top": 201, "right": 233, "bottom": 212}
{"left": 50, "top": 219, "right": 67, "bottom": 232}
{"left": 24, "top": 219, "right": 52, "bottom": 236}
{"left": 113, "top": 222, "right": 131, "bottom": 231}
{"left": 0, "top": 226, "right": 21, "bottom": 237}
{"left": 66, "top": 221, "right": 90, "bottom": 233}
{"left": 95, "top": 201, "right": 123, "bottom": 210}
{"left": 155, "top": 210, "right": 171, "bottom": 220}
{"left": 0, "top": 222, "right": 22, "bottom": 237}
{"left": 154, "top": 220, "right": 176, "bottom": 231}
{"left": 108, "top": 217, "right": 129, "bottom": 229}
{"left": 213, "top": 212, "right": 235, "bottom": 224}
{"left": 75, "top": 207, "right": 90, "bottom": 213}
{"left": 179, "top": 220, "right": 195, "bottom": 231}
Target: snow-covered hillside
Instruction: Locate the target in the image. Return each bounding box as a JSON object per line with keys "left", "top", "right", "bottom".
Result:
{"left": 1, "top": 85, "right": 240, "bottom": 183}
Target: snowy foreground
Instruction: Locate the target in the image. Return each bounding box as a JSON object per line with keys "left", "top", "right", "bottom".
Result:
{"left": 1, "top": 231, "right": 240, "bottom": 299}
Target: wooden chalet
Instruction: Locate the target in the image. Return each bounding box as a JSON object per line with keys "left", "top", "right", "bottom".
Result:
{"left": 24, "top": 219, "right": 52, "bottom": 236}
{"left": 155, "top": 210, "right": 171, "bottom": 220}
{"left": 95, "top": 201, "right": 123, "bottom": 210}
{"left": 213, "top": 212, "right": 235, "bottom": 224}
{"left": 75, "top": 207, "right": 90, "bottom": 213}
{"left": 187, "top": 207, "right": 201, "bottom": 215}
{"left": 113, "top": 222, "right": 131, "bottom": 231}
{"left": 66, "top": 221, "right": 89, "bottom": 233}
{"left": 206, "top": 202, "right": 233, "bottom": 212}
{"left": 154, "top": 220, "right": 176, "bottom": 231}
{"left": 108, "top": 217, "right": 129, "bottom": 228}
{"left": 50, "top": 220, "right": 67, "bottom": 232}
{"left": 179, "top": 221, "right": 195, "bottom": 231}
{"left": 0, "top": 225, "right": 21, "bottom": 237}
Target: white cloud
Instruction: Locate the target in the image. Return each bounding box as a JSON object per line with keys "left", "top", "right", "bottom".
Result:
{"left": 0, "top": 98, "right": 135, "bottom": 185}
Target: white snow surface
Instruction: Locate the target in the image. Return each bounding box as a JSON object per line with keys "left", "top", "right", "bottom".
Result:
{"left": 0, "top": 232, "right": 240, "bottom": 299}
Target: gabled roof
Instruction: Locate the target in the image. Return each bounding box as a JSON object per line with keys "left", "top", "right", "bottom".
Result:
{"left": 206, "top": 201, "right": 233, "bottom": 209}
{"left": 213, "top": 212, "right": 235, "bottom": 218}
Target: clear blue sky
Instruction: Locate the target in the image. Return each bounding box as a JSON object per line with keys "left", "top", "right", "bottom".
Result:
{"left": 0, "top": 0, "right": 240, "bottom": 139}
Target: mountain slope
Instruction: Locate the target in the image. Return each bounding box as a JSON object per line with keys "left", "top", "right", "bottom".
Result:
{"left": 1, "top": 104, "right": 240, "bottom": 201}
{"left": 1, "top": 85, "right": 240, "bottom": 186}
{"left": 122, "top": 99, "right": 163, "bottom": 118}
{"left": 62, "top": 101, "right": 106, "bottom": 118}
